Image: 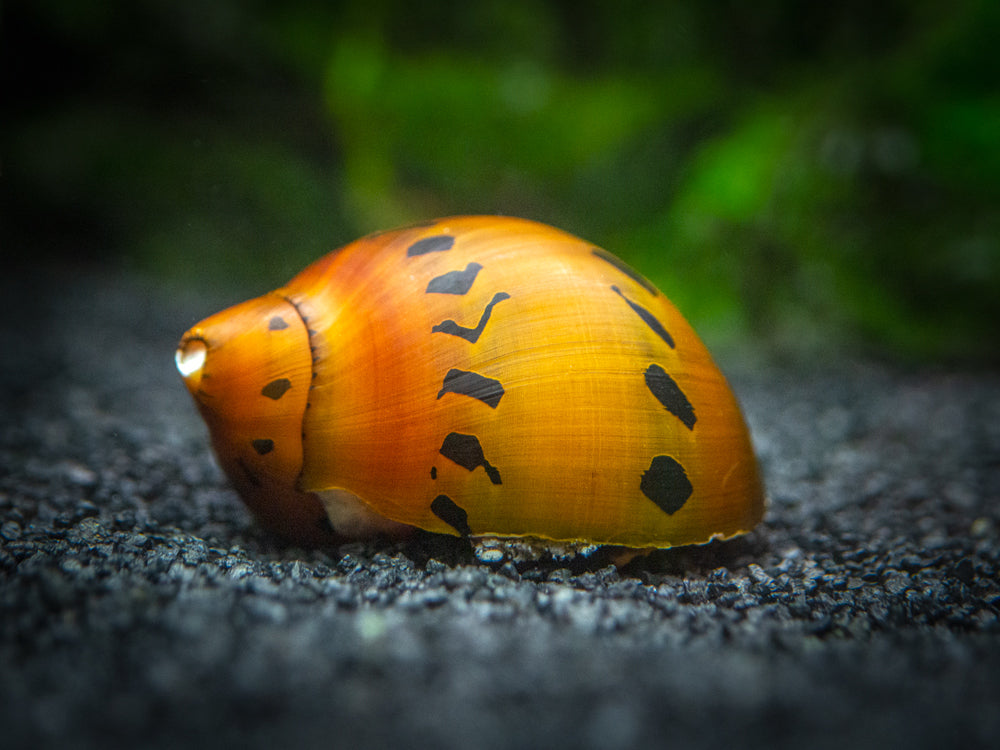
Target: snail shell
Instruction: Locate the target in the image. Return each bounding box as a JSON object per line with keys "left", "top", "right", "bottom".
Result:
{"left": 176, "top": 216, "right": 764, "bottom": 550}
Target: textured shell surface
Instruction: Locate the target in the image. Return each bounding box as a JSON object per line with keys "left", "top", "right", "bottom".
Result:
{"left": 176, "top": 216, "right": 765, "bottom": 550}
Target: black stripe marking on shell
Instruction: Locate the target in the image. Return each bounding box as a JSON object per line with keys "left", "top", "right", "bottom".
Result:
{"left": 439, "top": 433, "right": 502, "bottom": 485}
{"left": 640, "top": 455, "right": 692, "bottom": 515}
{"left": 261, "top": 378, "right": 292, "bottom": 400}
{"left": 592, "top": 248, "right": 658, "bottom": 295}
{"left": 432, "top": 292, "right": 510, "bottom": 344}
{"left": 644, "top": 364, "right": 696, "bottom": 430}
{"left": 426, "top": 262, "right": 483, "bottom": 295}
{"left": 431, "top": 494, "right": 472, "bottom": 537}
{"left": 252, "top": 439, "right": 275, "bottom": 455}
{"left": 407, "top": 234, "right": 455, "bottom": 256}
{"left": 437, "top": 369, "right": 505, "bottom": 409}
{"left": 611, "top": 285, "right": 674, "bottom": 348}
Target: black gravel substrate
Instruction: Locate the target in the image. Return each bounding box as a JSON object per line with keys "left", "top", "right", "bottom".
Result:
{"left": 2, "top": 267, "right": 999, "bottom": 749}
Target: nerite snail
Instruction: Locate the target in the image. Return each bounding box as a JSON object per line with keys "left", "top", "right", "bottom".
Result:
{"left": 176, "top": 216, "right": 764, "bottom": 554}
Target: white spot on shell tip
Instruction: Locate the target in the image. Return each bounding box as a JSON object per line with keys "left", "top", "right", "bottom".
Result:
{"left": 176, "top": 338, "right": 207, "bottom": 377}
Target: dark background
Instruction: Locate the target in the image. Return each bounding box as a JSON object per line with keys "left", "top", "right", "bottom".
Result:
{"left": 5, "top": 0, "right": 999, "bottom": 360}
{"left": 2, "top": 2, "right": 999, "bottom": 748}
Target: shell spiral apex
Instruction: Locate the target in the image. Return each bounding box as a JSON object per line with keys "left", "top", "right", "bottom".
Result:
{"left": 177, "top": 216, "right": 764, "bottom": 551}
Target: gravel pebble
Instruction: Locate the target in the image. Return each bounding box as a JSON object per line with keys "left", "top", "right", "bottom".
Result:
{"left": 2, "top": 268, "right": 999, "bottom": 749}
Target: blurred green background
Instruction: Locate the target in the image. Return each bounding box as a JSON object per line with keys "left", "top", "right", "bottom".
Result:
{"left": 5, "top": 0, "right": 998, "bottom": 361}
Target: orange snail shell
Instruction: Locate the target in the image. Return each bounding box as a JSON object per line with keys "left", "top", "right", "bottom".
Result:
{"left": 176, "top": 216, "right": 765, "bottom": 550}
